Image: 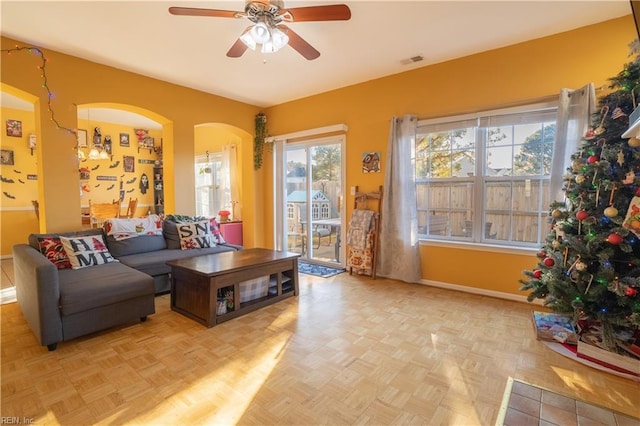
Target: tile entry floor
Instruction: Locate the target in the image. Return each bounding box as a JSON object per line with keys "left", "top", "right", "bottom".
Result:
{"left": 499, "top": 378, "right": 640, "bottom": 426}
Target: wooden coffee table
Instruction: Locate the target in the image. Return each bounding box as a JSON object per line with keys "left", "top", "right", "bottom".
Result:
{"left": 167, "top": 248, "right": 300, "bottom": 327}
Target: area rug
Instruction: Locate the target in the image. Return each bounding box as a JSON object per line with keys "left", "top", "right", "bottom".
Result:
{"left": 298, "top": 261, "right": 345, "bottom": 278}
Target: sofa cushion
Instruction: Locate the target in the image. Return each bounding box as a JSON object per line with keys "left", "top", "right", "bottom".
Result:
{"left": 28, "top": 228, "right": 104, "bottom": 251}
{"left": 60, "top": 235, "right": 118, "bottom": 269}
{"left": 58, "top": 262, "right": 154, "bottom": 316}
{"left": 117, "top": 245, "right": 239, "bottom": 277}
{"left": 163, "top": 219, "right": 181, "bottom": 249}
{"left": 106, "top": 235, "right": 167, "bottom": 258}
{"left": 37, "top": 237, "right": 72, "bottom": 269}
{"left": 104, "top": 215, "right": 163, "bottom": 240}
{"left": 176, "top": 220, "right": 216, "bottom": 250}
{"left": 163, "top": 215, "right": 211, "bottom": 249}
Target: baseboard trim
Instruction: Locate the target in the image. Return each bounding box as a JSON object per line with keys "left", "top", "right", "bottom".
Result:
{"left": 0, "top": 287, "right": 17, "bottom": 305}
{"left": 418, "top": 278, "right": 543, "bottom": 305}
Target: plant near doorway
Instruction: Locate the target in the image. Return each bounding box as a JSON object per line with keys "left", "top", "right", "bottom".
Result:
{"left": 254, "top": 112, "right": 268, "bottom": 170}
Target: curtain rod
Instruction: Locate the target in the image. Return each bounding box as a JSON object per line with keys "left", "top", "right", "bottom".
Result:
{"left": 419, "top": 85, "right": 606, "bottom": 122}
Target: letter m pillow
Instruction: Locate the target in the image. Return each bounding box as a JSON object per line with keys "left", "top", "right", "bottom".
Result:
{"left": 59, "top": 235, "right": 118, "bottom": 269}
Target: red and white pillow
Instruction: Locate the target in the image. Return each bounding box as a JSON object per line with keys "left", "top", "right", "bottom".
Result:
{"left": 37, "top": 237, "right": 72, "bottom": 269}
{"left": 209, "top": 218, "right": 226, "bottom": 244}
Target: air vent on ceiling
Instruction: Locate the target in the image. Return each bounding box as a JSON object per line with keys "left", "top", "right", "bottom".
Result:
{"left": 401, "top": 55, "right": 424, "bottom": 65}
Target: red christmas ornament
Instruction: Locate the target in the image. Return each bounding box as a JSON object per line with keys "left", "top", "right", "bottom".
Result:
{"left": 606, "top": 233, "right": 623, "bottom": 245}
{"left": 587, "top": 155, "right": 599, "bottom": 164}
{"left": 636, "top": 187, "right": 640, "bottom": 196}
{"left": 576, "top": 210, "right": 589, "bottom": 221}
{"left": 626, "top": 287, "right": 638, "bottom": 297}
{"left": 533, "top": 270, "right": 542, "bottom": 279}
{"left": 584, "top": 128, "right": 595, "bottom": 139}
{"left": 537, "top": 250, "right": 546, "bottom": 258}
{"left": 543, "top": 257, "right": 555, "bottom": 267}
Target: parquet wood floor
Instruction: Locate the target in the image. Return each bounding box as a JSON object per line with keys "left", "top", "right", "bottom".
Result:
{"left": 1, "top": 271, "right": 639, "bottom": 425}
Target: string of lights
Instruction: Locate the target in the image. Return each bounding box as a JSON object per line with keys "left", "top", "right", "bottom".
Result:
{"left": 1, "top": 44, "right": 76, "bottom": 138}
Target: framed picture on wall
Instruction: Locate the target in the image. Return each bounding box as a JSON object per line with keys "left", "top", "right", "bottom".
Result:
{"left": 123, "top": 155, "right": 135, "bottom": 173}
{"left": 6, "top": 119, "right": 22, "bottom": 137}
{"left": 77, "top": 129, "right": 88, "bottom": 148}
{"left": 119, "top": 133, "right": 130, "bottom": 147}
{"left": 0, "top": 149, "right": 15, "bottom": 165}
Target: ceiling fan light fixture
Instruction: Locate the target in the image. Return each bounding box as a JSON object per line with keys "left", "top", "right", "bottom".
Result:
{"left": 240, "top": 31, "right": 257, "bottom": 50}
{"left": 250, "top": 21, "right": 271, "bottom": 43}
{"left": 271, "top": 27, "right": 289, "bottom": 50}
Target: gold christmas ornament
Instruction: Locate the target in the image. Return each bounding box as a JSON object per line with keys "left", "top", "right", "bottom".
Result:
{"left": 629, "top": 138, "right": 640, "bottom": 148}
{"left": 551, "top": 209, "right": 563, "bottom": 219}
{"left": 604, "top": 206, "right": 619, "bottom": 218}
{"left": 575, "top": 175, "right": 586, "bottom": 184}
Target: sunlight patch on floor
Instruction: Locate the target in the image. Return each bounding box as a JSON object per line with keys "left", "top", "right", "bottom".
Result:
{"left": 128, "top": 332, "right": 293, "bottom": 424}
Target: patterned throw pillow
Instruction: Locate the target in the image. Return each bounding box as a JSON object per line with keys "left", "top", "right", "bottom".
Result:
{"left": 37, "top": 237, "right": 72, "bottom": 269}
{"left": 59, "top": 235, "right": 118, "bottom": 269}
{"left": 176, "top": 220, "right": 216, "bottom": 250}
{"left": 209, "top": 218, "right": 226, "bottom": 244}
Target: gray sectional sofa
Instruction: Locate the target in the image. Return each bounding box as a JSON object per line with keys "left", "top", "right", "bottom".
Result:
{"left": 12, "top": 218, "right": 241, "bottom": 351}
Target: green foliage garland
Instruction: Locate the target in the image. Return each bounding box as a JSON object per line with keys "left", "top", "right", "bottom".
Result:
{"left": 254, "top": 113, "right": 268, "bottom": 170}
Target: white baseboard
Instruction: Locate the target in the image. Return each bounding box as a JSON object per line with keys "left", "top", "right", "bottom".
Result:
{"left": 418, "top": 278, "right": 543, "bottom": 305}
{"left": 0, "top": 287, "right": 16, "bottom": 305}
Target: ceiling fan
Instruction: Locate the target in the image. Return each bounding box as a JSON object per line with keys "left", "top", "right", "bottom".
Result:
{"left": 168, "top": 1, "right": 351, "bottom": 60}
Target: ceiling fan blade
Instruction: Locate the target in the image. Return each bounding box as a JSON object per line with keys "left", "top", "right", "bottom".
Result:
{"left": 280, "top": 25, "right": 320, "bottom": 60}
{"left": 168, "top": 7, "right": 242, "bottom": 19}
{"left": 227, "top": 38, "right": 249, "bottom": 58}
{"left": 281, "top": 4, "right": 351, "bottom": 22}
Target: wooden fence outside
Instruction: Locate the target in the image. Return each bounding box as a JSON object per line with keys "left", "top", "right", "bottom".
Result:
{"left": 416, "top": 179, "right": 550, "bottom": 243}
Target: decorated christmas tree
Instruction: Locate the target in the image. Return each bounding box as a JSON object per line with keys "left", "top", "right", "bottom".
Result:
{"left": 520, "top": 49, "right": 640, "bottom": 351}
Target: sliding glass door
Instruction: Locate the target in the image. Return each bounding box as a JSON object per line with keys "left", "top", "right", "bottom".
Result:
{"left": 279, "top": 136, "right": 344, "bottom": 266}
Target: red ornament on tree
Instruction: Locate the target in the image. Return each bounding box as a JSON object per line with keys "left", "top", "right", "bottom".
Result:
{"left": 533, "top": 270, "right": 542, "bottom": 279}
{"left": 576, "top": 210, "right": 589, "bottom": 221}
{"left": 587, "top": 155, "right": 599, "bottom": 164}
{"left": 626, "top": 287, "right": 638, "bottom": 297}
{"left": 606, "top": 233, "right": 623, "bottom": 245}
{"left": 543, "top": 257, "right": 555, "bottom": 267}
{"left": 537, "top": 250, "right": 546, "bottom": 258}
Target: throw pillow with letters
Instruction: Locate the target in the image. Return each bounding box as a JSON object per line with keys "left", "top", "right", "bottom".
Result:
{"left": 37, "top": 237, "right": 72, "bottom": 269}
{"left": 59, "top": 235, "right": 118, "bottom": 269}
{"left": 176, "top": 220, "right": 216, "bottom": 250}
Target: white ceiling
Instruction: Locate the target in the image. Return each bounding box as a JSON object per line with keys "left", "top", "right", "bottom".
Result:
{"left": 0, "top": 0, "right": 633, "bottom": 111}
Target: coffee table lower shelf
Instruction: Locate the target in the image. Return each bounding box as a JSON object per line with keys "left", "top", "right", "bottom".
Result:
{"left": 168, "top": 249, "right": 300, "bottom": 327}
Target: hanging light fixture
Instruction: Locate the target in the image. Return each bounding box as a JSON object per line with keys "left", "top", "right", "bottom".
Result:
{"left": 88, "top": 124, "right": 107, "bottom": 160}
{"left": 239, "top": 2, "right": 289, "bottom": 54}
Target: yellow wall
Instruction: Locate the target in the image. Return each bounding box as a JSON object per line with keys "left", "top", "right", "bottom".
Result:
{"left": 1, "top": 16, "right": 636, "bottom": 299}
{"left": 77, "top": 118, "right": 162, "bottom": 213}
{"left": 1, "top": 36, "right": 261, "bottom": 254}
{"left": 0, "top": 105, "right": 39, "bottom": 253}
{"left": 263, "top": 16, "right": 636, "bottom": 297}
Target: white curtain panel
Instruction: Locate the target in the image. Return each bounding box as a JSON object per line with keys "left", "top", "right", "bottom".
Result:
{"left": 377, "top": 114, "right": 422, "bottom": 283}
{"left": 222, "top": 144, "right": 241, "bottom": 220}
{"left": 550, "top": 83, "right": 596, "bottom": 203}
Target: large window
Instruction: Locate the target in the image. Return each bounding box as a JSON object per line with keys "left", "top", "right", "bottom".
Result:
{"left": 195, "top": 152, "right": 225, "bottom": 218}
{"left": 416, "top": 103, "right": 557, "bottom": 247}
